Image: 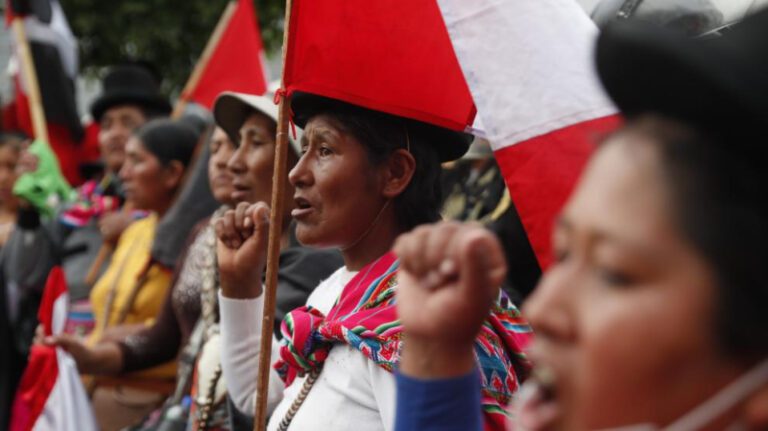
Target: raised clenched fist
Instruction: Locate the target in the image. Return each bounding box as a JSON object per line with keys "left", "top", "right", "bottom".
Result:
{"left": 394, "top": 221, "right": 507, "bottom": 378}
{"left": 214, "top": 201, "right": 271, "bottom": 299}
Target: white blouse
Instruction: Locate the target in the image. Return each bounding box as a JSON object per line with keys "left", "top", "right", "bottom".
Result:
{"left": 219, "top": 267, "right": 397, "bottom": 431}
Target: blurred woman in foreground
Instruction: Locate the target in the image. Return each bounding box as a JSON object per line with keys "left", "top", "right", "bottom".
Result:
{"left": 394, "top": 7, "right": 768, "bottom": 431}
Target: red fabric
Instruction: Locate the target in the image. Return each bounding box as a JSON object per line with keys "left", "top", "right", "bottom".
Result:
{"left": 4, "top": 79, "right": 83, "bottom": 186}
{"left": 5, "top": 0, "right": 18, "bottom": 25}
{"left": 283, "top": 0, "right": 476, "bottom": 132}
{"left": 38, "top": 267, "right": 67, "bottom": 336}
{"left": 9, "top": 346, "right": 58, "bottom": 431}
{"left": 48, "top": 124, "right": 82, "bottom": 186}
{"left": 2, "top": 100, "right": 18, "bottom": 132}
{"left": 9, "top": 267, "right": 67, "bottom": 431}
{"left": 495, "top": 115, "right": 622, "bottom": 269}
{"left": 79, "top": 121, "right": 101, "bottom": 164}
{"left": 185, "top": 0, "right": 268, "bottom": 108}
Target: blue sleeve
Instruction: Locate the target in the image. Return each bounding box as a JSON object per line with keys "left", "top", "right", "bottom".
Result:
{"left": 394, "top": 369, "right": 483, "bottom": 431}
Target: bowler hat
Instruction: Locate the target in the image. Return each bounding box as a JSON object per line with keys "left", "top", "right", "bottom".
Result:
{"left": 290, "top": 91, "right": 472, "bottom": 162}
{"left": 596, "top": 7, "right": 768, "bottom": 141}
{"left": 90, "top": 64, "right": 171, "bottom": 122}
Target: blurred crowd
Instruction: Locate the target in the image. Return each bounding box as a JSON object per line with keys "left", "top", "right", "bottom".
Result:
{"left": 1, "top": 0, "right": 767, "bottom": 431}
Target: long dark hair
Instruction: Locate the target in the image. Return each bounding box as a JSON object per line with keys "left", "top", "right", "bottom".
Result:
{"left": 135, "top": 119, "right": 198, "bottom": 168}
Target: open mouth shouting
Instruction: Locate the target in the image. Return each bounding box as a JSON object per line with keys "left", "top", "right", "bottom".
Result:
{"left": 292, "top": 196, "right": 314, "bottom": 219}
{"left": 515, "top": 365, "right": 562, "bottom": 431}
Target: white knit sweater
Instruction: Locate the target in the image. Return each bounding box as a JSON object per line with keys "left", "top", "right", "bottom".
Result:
{"left": 218, "top": 267, "right": 397, "bottom": 431}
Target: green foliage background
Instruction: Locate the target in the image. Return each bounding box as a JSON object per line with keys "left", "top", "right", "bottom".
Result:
{"left": 59, "top": 0, "right": 285, "bottom": 95}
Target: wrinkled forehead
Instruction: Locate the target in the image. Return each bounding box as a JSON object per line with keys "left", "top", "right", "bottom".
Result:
{"left": 301, "top": 114, "right": 349, "bottom": 142}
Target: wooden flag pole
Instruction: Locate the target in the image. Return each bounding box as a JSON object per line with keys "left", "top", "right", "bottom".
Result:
{"left": 171, "top": 0, "right": 238, "bottom": 119}
{"left": 84, "top": 243, "right": 111, "bottom": 286}
{"left": 11, "top": 18, "right": 49, "bottom": 143}
{"left": 253, "top": 0, "right": 294, "bottom": 429}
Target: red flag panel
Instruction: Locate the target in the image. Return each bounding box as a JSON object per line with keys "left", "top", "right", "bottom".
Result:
{"left": 495, "top": 115, "right": 621, "bottom": 269}
{"left": 5, "top": 78, "right": 82, "bottom": 185}
{"left": 186, "top": 0, "right": 268, "bottom": 108}
{"left": 284, "top": 0, "right": 476, "bottom": 131}
{"left": 9, "top": 267, "right": 66, "bottom": 431}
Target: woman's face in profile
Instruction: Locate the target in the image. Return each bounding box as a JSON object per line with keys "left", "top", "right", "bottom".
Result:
{"left": 520, "top": 131, "right": 746, "bottom": 430}
{"left": 230, "top": 113, "right": 279, "bottom": 205}
{"left": 208, "top": 127, "right": 236, "bottom": 205}
{"left": 119, "top": 136, "right": 175, "bottom": 212}
{"left": 288, "top": 114, "right": 387, "bottom": 249}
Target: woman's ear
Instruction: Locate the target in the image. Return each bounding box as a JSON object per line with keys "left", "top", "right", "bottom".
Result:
{"left": 381, "top": 149, "right": 416, "bottom": 199}
{"left": 162, "top": 160, "right": 186, "bottom": 192}
{"left": 743, "top": 384, "right": 768, "bottom": 430}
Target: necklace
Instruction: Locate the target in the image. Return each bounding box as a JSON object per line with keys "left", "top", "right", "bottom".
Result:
{"left": 339, "top": 200, "right": 391, "bottom": 252}
{"left": 196, "top": 364, "right": 223, "bottom": 431}
{"left": 274, "top": 253, "right": 389, "bottom": 429}
{"left": 200, "top": 217, "right": 220, "bottom": 338}
{"left": 195, "top": 209, "right": 228, "bottom": 430}
{"left": 276, "top": 367, "right": 323, "bottom": 431}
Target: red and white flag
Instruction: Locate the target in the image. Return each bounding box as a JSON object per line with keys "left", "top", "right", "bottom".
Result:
{"left": 437, "top": 0, "right": 620, "bottom": 268}
{"left": 10, "top": 267, "right": 97, "bottom": 431}
{"left": 183, "top": 0, "right": 269, "bottom": 108}
{"left": 3, "top": 0, "right": 85, "bottom": 186}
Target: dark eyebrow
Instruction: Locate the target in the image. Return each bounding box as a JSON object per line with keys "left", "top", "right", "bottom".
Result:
{"left": 301, "top": 129, "right": 336, "bottom": 147}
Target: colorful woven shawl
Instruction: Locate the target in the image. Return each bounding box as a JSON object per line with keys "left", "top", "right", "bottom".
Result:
{"left": 60, "top": 174, "right": 148, "bottom": 227}
{"left": 59, "top": 178, "right": 121, "bottom": 227}
{"left": 275, "top": 252, "right": 533, "bottom": 430}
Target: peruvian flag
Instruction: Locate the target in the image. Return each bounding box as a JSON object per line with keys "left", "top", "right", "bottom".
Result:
{"left": 3, "top": 0, "right": 84, "bottom": 186}
{"left": 9, "top": 267, "right": 97, "bottom": 431}
{"left": 182, "top": 0, "right": 269, "bottom": 108}
{"left": 437, "top": 0, "right": 619, "bottom": 268}
{"left": 284, "top": 0, "right": 618, "bottom": 269}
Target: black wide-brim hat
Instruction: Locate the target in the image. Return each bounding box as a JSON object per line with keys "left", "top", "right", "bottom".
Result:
{"left": 290, "top": 91, "right": 472, "bottom": 162}
{"left": 595, "top": 7, "right": 768, "bottom": 140}
{"left": 90, "top": 64, "right": 172, "bottom": 122}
